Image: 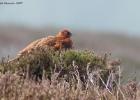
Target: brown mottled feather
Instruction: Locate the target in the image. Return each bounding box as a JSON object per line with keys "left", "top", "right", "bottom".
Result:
{"left": 9, "top": 29, "right": 73, "bottom": 62}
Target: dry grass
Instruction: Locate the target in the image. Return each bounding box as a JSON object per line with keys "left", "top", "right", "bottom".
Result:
{"left": 0, "top": 71, "right": 138, "bottom": 100}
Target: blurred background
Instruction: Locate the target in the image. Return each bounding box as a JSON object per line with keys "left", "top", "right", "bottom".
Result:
{"left": 0, "top": 0, "right": 140, "bottom": 83}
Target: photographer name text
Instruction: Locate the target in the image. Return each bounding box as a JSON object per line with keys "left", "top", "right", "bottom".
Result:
{"left": 0, "top": 1, "right": 23, "bottom": 5}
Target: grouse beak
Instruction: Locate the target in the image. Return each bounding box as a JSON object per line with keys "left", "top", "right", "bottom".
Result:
{"left": 69, "top": 32, "right": 72, "bottom": 37}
